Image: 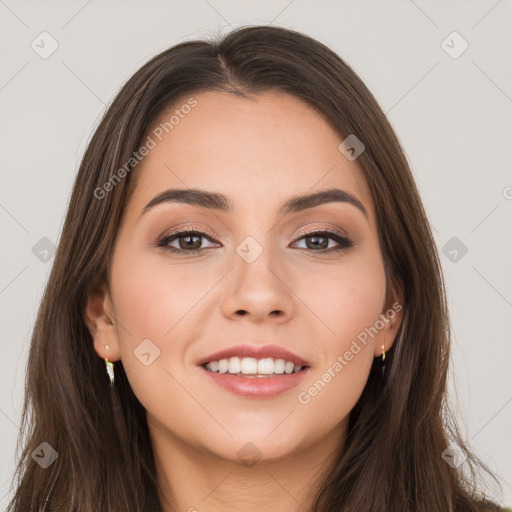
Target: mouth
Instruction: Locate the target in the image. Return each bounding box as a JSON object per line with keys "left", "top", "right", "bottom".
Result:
{"left": 197, "top": 345, "right": 312, "bottom": 398}
{"left": 201, "top": 357, "right": 309, "bottom": 377}
{"left": 199, "top": 356, "right": 311, "bottom": 399}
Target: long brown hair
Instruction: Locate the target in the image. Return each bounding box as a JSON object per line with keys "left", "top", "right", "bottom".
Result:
{"left": 7, "top": 25, "right": 503, "bottom": 512}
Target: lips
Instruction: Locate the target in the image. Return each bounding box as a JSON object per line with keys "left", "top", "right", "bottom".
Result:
{"left": 197, "top": 343, "right": 311, "bottom": 398}
{"left": 196, "top": 343, "right": 311, "bottom": 367}
{"left": 201, "top": 366, "right": 311, "bottom": 398}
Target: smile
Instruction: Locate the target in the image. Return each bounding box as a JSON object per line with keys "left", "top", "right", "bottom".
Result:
{"left": 203, "top": 356, "right": 306, "bottom": 376}
{"left": 200, "top": 359, "right": 310, "bottom": 398}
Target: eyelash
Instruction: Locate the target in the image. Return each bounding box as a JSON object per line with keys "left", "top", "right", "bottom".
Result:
{"left": 155, "top": 227, "right": 354, "bottom": 255}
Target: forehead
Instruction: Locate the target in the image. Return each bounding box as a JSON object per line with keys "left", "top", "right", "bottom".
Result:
{"left": 126, "top": 90, "right": 375, "bottom": 224}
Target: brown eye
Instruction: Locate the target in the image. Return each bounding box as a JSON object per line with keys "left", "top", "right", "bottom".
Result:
{"left": 157, "top": 230, "right": 220, "bottom": 254}
{"left": 156, "top": 228, "right": 353, "bottom": 256}
{"left": 292, "top": 230, "right": 354, "bottom": 252}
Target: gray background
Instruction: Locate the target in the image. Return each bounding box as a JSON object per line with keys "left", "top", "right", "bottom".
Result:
{"left": 1, "top": 0, "right": 511, "bottom": 508}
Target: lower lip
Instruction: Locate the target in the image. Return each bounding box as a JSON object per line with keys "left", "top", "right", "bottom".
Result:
{"left": 200, "top": 366, "right": 311, "bottom": 399}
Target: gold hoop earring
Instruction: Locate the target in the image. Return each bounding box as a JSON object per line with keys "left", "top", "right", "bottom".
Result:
{"left": 381, "top": 344, "right": 386, "bottom": 377}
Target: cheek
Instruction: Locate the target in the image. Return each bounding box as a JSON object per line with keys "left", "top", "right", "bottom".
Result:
{"left": 110, "top": 246, "right": 211, "bottom": 346}
{"left": 294, "top": 251, "right": 385, "bottom": 416}
{"left": 295, "top": 269, "right": 383, "bottom": 423}
{"left": 297, "top": 344, "right": 374, "bottom": 430}
{"left": 108, "top": 248, "right": 208, "bottom": 402}
{"left": 304, "top": 251, "right": 387, "bottom": 353}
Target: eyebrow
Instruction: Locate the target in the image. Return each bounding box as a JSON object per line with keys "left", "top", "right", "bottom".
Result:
{"left": 140, "top": 187, "right": 368, "bottom": 219}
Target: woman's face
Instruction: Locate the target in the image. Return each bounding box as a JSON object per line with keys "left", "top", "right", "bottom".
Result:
{"left": 88, "top": 90, "right": 402, "bottom": 464}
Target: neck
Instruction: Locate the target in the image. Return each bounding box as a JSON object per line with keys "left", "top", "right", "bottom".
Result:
{"left": 150, "top": 421, "right": 346, "bottom": 512}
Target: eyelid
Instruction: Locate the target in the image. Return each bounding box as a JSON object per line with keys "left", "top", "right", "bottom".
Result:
{"left": 156, "top": 224, "right": 217, "bottom": 242}
{"left": 293, "top": 225, "right": 349, "bottom": 240}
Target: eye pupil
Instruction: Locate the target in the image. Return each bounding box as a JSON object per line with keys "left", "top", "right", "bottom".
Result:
{"left": 306, "top": 235, "right": 328, "bottom": 250}
{"left": 180, "top": 234, "right": 202, "bottom": 250}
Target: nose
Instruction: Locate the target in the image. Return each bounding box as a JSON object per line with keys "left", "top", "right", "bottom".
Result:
{"left": 220, "top": 248, "right": 296, "bottom": 324}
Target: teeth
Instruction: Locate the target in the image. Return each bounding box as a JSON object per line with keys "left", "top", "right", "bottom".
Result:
{"left": 257, "top": 358, "right": 274, "bottom": 374}
{"left": 204, "top": 357, "right": 305, "bottom": 375}
{"left": 241, "top": 357, "right": 258, "bottom": 374}
{"left": 218, "top": 359, "right": 229, "bottom": 373}
{"left": 274, "top": 359, "right": 285, "bottom": 373}
{"left": 229, "top": 357, "right": 241, "bottom": 374}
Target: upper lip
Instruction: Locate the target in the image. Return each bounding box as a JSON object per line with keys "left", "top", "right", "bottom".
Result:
{"left": 197, "top": 343, "right": 310, "bottom": 367}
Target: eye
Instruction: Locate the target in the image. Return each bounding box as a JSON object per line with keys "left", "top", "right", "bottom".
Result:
{"left": 156, "top": 227, "right": 353, "bottom": 255}
{"left": 156, "top": 229, "right": 220, "bottom": 254}
{"left": 291, "top": 228, "right": 354, "bottom": 252}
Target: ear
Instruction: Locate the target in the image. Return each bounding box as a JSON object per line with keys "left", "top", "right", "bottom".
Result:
{"left": 84, "top": 280, "right": 121, "bottom": 362}
{"left": 374, "top": 277, "right": 404, "bottom": 357}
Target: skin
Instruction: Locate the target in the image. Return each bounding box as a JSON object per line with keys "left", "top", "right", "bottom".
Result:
{"left": 85, "top": 90, "right": 403, "bottom": 512}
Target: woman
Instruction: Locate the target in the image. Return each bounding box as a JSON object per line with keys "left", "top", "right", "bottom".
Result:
{"left": 7, "top": 25, "right": 508, "bottom": 512}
